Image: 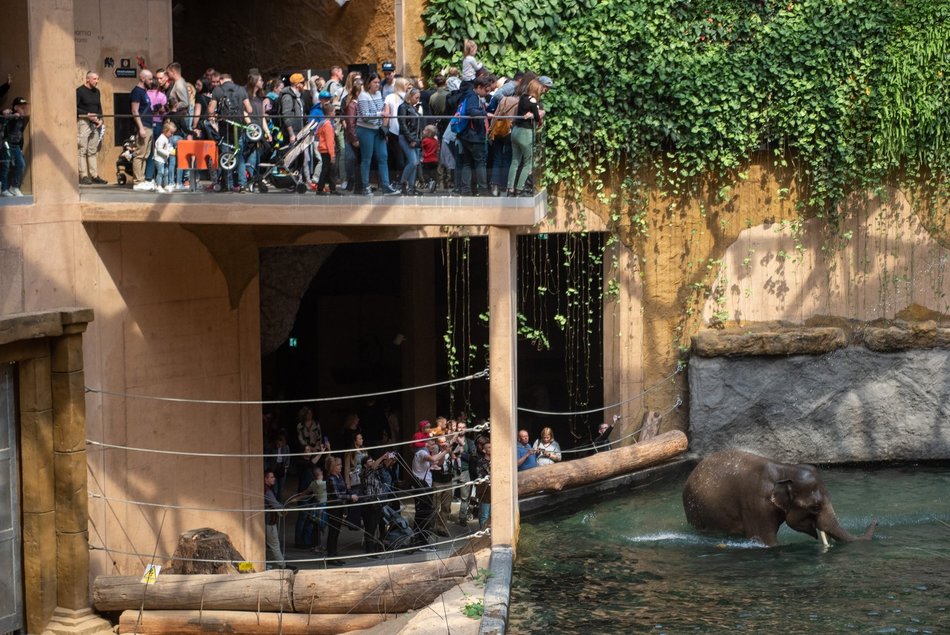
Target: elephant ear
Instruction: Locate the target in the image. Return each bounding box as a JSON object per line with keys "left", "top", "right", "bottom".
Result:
{"left": 769, "top": 479, "right": 793, "bottom": 512}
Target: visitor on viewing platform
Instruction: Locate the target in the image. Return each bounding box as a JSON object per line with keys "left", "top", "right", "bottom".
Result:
{"left": 475, "top": 437, "right": 492, "bottom": 529}
{"left": 384, "top": 77, "right": 408, "bottom": 181}
{"left": 77, "top": 71, "right": 106, "bottom": 185}
{"left": 420, "top": 124, "right": 440, "bottom": 193}
{"left": 1, "top": 96, "right": 29, "bottom": 198}
{"left": 461, "top": 39, "right": 484, "bottom": 91}
{"left": 517, "top": 429, "right": 539, "bottom": 471}
{"left": 455, "top": 420, "right": 478, "bottom": 525}
{"left": 397, "top": 87, "right": 423, "bottom": 194}
{"left": 356, "top": 74, "right": 399, "bottom": 196}
{"left": 507, "top": 78, "right": 545, "bottom": 197}
{"left": 130, "top": 69, "right": 157, "bottom": 191}
{"left": 314, "top": 91, "right": 341, "bottom": 195}
{"left": 593, "top": 418, "right": 615, "bottom": 453}
{"left": 325, "top": 456, "right": 358, "bottom": 565}
{"left": 412, "top": 437, "right": 450, "bottom": 535}
{"left": 342, "top": 77, "right": 363, "bottom": 193}
{"left": 263, "top": 469, "right": 287, "bottom": 570}
{"left": 456, "top": 74, "right": 493, "bottom": 196}
{"left": 533, "top": 427, "right": 562, "bottom": 466}
{"left": 380, "top": 61, "right": 397, "bottom": 99}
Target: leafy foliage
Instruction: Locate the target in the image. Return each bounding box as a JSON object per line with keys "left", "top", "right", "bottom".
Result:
{"left": 422, "top": 0, "right": 950, "bottom": 228}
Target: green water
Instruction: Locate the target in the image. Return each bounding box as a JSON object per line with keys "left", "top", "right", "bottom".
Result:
{"left": 510, "top": 464, "right": 950, "bottom": 634}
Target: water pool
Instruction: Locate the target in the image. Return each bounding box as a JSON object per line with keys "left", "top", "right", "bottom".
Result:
{"left": 509, "top": 464, "right": 950, "bottom": 633}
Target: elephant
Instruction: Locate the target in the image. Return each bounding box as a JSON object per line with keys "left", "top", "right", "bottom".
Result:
{"left": 682, "top": 449, "right": 876, "bottom": 546}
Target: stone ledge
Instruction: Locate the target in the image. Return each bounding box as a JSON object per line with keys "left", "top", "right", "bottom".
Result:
{"left": 692, "top": 326, "right": 848, "bottom": 357}
{"left": 0, "top": 309, "right": 94, "bottom": 347}
{"left": 693, "top": 319, "right": 950, "bottom": 357}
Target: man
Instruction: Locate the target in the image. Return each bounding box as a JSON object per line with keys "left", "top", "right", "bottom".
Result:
{"left": 1, "top": 96, "right": 29, "bottom": 197}
{"left": 455, "top": 421, "right": 479, "bottom": 525}
{"left": 164, "top": 62, "right": 190, "bottom": 133}
{"left": 130, "top": 69, "right": 156, "bottom": 191}
{"left": 263, "top": 469, "right": 286, "bottom": 570}
{"left": 593, "top": 416, "right": 617, "bottom": 452}
{"left": 76, "top": 71, "right": 105, "bottom": 185}
{"left": 411, "top": 438, "right": 449, "bottom": 535}
{"left": 325, "top": 65, "right": 346, "bottom": 184}
{"left": 517, "top": 429, "right": 538, "bottom": 471}
{"left": 208, "top": 73, "right": 251, "bottom": 191}
{"left": 430, "top": 426, "right": 455, "bottom": 537}
{"left": 427, "top": 74, "right": 449, "bottom": 126}
{"left": 380, "top": 61, "right": 397, "bottom": 99}
{"left": 456, "top": 74, "right": 493, "bottom": 196}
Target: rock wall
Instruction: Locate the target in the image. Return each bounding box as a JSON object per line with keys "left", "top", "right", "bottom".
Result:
{"left": 688, "top": 330, "right": 950, "bottom": 463}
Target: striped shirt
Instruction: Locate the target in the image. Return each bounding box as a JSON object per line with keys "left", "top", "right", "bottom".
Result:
{"left": 357, "top": 90, "right": 385, "bottom": 129}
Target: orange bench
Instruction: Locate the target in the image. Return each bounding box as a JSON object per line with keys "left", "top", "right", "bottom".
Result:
{"left": 176, "top": 140, "right": 219, "bottom": 191}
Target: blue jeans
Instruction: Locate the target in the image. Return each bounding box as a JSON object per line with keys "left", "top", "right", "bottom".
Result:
{"left": 479, "top": 502, "right": 491, "bottom": 529}
{"left": 357, "top": 126, "right": 390, "bottom": 190}
{"left": 398, "top": 137, "right": 420, "bottom": 188}
{"left": 0, "top": 143, "right": 11, "bottom": 190}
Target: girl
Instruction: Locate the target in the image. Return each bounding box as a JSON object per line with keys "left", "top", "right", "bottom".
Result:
{"left": 152, "top": 120, "right": 177, "bottom": 192}
{"left": 420, "top": 124, "right": 440, "bottom": 193}
{"left": 461, "top": 40, "right": 484, "bottom": 83}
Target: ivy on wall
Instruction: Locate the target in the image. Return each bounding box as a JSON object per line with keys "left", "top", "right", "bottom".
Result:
{"left": 422, "top": 0, "right": 949, "bottom": 229}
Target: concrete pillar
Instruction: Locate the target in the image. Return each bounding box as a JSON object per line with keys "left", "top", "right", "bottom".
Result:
{"left": 46, "top": 332, "right": 110, "bottom": 635}
{"left": 401, "top": 241, "right": 437, "bottom": 434}
{"left": 28, "top": 0, "right": 80, "bottom": 206}
{"left": 488, "top": 227, "right": 518, "bottom": 548}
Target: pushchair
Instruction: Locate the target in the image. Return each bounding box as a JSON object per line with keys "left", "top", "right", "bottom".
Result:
{"left": 253, "top": 120, "right": 317, "bottom": 193}
{"left": 381, "top": 505, "right": 429, "bottom": 551}
{"left": 115, "top": 135, "right": 136, "bottom": 185}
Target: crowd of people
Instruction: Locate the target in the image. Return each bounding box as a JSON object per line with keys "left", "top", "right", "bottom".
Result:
{"left": 0, "top": 74, "right": 29, "bottom": 198}
{"left": 73, "top": 40, "right": 552, "bottom": 197}
{"left": 261, "top": 405, "right": 492, "bottom": 570}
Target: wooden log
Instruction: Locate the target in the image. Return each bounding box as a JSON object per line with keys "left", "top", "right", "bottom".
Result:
{"left": 168, "top": 527, "right": 250, "bottom": 575}
{"left": 638, "top": 410, "right": 662, "bottom": 442}
{"left": 292, "top": 555, "right": 473, "bottom": 614}
{"left": 94, "top": 571, "right": 295, "bottom": 612}
{"left": 117, "top": 609, "right": 389, "bottom": 634}
{"left": 518, "top": 430, "right": 688, "bottom": 497}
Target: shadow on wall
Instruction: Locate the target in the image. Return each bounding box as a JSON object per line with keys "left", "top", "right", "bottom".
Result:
{"left": 171, "top": 0, "right": 396, "bottom": 81}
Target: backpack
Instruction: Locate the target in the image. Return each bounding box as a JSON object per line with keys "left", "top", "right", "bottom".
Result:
{"left": 218, "top": 83, "right": 242, "bottom": 118}
{"left": 489, "top": 95, "right": 520, "bottom": 140}
{"left": 450, "top": 99, "right": 468, "bottom": 135}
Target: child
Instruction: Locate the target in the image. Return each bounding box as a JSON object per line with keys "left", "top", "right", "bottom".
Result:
{"left": 306, "top": 466, "right": 328, "bottom": 552}
{"left": 314, "top": 91, "right": 340, "bottom": 195}
{"left": 152, "top": 120, "right": 177, "bottom": 192}
{"left": 461, "top": 40, "right": 484, "bottom": 84}
{"left": 421, "top": 125, "right": 440, "bottom": 193}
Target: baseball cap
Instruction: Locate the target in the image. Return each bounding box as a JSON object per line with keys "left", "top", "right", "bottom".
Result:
{"left": 318, "top": 90, "right": 332, "bottom": 100}
{"left": 538, "top": 76, "right": 553, "bottom": 88}
{"left": 289, "top": 73, "right": 305, "bottom": 85}
{"left": 12, "top": 97, "right": 28, "bottom": 107}
{"left": 381, "top": 61, "right": 395, "bottom": 72}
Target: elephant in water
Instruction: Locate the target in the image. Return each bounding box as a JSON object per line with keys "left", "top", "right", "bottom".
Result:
{"left": 682, "top": 449, "right": 876, "bottom": 546}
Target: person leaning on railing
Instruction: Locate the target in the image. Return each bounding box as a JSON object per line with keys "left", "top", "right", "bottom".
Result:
{"left": 507, "top": 78, "right": 545, "bottom": 197}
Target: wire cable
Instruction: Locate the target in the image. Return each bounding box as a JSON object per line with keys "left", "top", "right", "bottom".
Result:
{"left": 517, "top": 367, "right": 682, "bottom": 416}
{"left": 557, "top": 396, "right": 683, "bottom": 455}
{"left": 85, "top": 368, "right": 489, "bottom": 406}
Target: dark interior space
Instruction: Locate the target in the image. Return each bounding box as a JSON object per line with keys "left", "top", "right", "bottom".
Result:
{"left": 260, "top": 234, "right": 605, "bottom": 451}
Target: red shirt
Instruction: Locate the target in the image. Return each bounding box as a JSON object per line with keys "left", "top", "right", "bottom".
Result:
{"left": 421, "top": 137, "right": 439, "bottom": 164}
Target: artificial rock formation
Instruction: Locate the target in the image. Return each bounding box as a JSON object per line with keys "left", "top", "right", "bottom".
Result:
{"left": 688, "top": 345, "right": 950, "bottom": 463}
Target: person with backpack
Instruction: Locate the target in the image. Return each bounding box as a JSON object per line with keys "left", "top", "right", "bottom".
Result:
{"left": 209, "top": 73, "right": 251, "bottom": 192}
{"left": 455, "top": 74, "right": 493, "bottom": 196}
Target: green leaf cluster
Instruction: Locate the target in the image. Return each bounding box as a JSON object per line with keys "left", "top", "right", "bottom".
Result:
{"left": 422, "top": 0, "right": 950, "bottom": 228}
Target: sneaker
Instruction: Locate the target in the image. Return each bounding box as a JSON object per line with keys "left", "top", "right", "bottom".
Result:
{"left": 0, "top": 189, "right": 13, "bottom": 197}
{"left": 11, "top": 187, "right": 23, "bottom": 197}
{"left": 382, "top": 184, "right": 401, "bottom": 196}
{"left": 79, "top": 176, "right": 93, "bottom": 186}
{"left": 361, "top": 187, "right": 373, "bottom": 196}
{"left": 162, "top": 185, "right": 176, "bottom": 193}
{"left": 133, "top": 181, "right": 156, "bottom": 192}
{"left": 91, "top": 176, "right": 108, "bottom": 185}
{"left": 339, "top": 181, "right": 348, "bottom": 191}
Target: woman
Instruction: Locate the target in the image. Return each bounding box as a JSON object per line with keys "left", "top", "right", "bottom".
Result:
{"left": 342, "top": 78, "right": 363, "bottom": 192}
{"left": 533, "top": 426, "right": 561, "bottom": 466}
{"left": 360, "top": 452, "right": 388, "bottom": 555}
{"left": 325, "top": 457, "right": 358, "bottom": 563}
{"left": 344, "top": 433, "right": 368, "bottom": 490}
{"left": 507, "top": 78, "right": 543, "bottom": 197}
{"left": 475, "top": 438, "right": 492, "bottom": 529}
{"left": 397, "top": 87, "right": 423, "bottom": 194}
{"left": 356, "top": 74, "right": 399, "bottom": 195}
{"left": 245, "top": 72, "right": 269, "bottom": 183}
{"left": 296, "top": 406, "right": 322, "bottom": 450}
{"left": 384, "top": 77, "right": 409, "bottom": 179}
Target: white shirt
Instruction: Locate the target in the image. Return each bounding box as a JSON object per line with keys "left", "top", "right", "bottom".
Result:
{"left": 412, "top": 447, "right": 433, "bottom": 486}
{"left": 384, "top": 91, "right": 404, "bottom": 136}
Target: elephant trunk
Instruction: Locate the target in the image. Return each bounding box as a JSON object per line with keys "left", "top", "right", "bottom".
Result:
{"left": 818, "top": 503, "right": 876, "bottom": 542}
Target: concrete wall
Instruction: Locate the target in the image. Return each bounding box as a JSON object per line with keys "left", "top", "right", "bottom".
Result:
{"left": 0, "top": 0, "right": 33, "bottom": 193}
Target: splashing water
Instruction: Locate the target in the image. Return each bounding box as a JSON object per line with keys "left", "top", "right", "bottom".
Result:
{"left": 510, "top": 464, "right": 950, "bottom": 633}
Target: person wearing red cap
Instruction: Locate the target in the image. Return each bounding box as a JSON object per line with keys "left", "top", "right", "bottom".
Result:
{"left": 412, "top": 419, "right": 431, "bottom": 448}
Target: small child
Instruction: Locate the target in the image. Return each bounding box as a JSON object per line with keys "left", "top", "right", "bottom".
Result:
{"left": 421, "top": 125, "right": 440, "bottom": 193}
{"left": 152, "top": 120, "right": 177, "bottom": 192}
{"left": 314, "top": 91, "right": 340, "bottom": 195}
{"left": 307, "top": 466, "right": 328, "bottom": 552}
{"left": 461, "top": 40, "right": 484, "bottom": 82}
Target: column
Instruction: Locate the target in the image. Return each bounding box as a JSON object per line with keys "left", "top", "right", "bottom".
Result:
{"left": 488, "top": 227, "right": 518, "bottom": 548}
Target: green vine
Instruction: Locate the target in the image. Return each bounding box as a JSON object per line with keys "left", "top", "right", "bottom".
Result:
{"left": 422, "top": 0, "right": 950, "bottom": 229}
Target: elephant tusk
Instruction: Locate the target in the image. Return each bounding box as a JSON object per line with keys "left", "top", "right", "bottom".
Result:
{"left": 818, "top": 530, "right": 829, "bottom": 546}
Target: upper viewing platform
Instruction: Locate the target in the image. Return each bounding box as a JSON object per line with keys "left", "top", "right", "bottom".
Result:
{"left": 77, "top": 187, "right": 547, "bottom": 227}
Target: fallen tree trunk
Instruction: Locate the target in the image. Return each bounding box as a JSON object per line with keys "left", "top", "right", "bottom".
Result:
{"left": 518, "top": 430, "right": 688, "bottom": 497}
{"left": 117, "top": 609, "right": 388, "bottom": 634}
{"left": 94, "top": 570, "right": 295, "bottom": 612}
{"left": 293, "top": 555, "right": 473, "bottom": 614}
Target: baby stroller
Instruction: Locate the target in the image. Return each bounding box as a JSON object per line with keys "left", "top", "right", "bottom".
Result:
{"left": 115, "top": 135, "right": 136, "bottom": 185}
{"left": 254, "top": 120, "right": 317, "bottom": 193}
{"left": 381, "top": 505, "right": 429, "bottom": 551}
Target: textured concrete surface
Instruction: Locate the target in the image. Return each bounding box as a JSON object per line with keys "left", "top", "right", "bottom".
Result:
{"left": 688, "top": 346, "right": 950, "bottom": 463}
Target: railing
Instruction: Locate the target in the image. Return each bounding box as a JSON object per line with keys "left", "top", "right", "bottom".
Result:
{"left": 73, "top": 113, "right": 546, "bottom": 198}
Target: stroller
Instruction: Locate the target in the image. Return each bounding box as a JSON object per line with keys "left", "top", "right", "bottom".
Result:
{"left": 115, "top": 135, "right": 136, "bottom": 185}
{"left": 381, "top": 505, "right": 429, "bottom": 551}
{"left": 253, "top": 120, "right": 317, "bottom": 193}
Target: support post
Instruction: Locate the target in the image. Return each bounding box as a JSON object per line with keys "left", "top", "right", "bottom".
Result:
{"left": 488, "top": 227, "right": 518, "bottom": 549}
